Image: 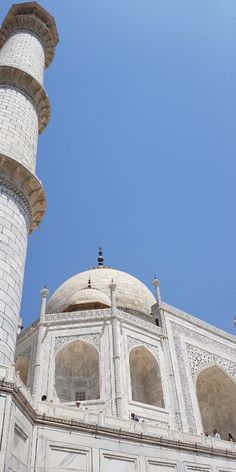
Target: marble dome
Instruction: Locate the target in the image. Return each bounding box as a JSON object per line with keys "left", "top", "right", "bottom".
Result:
{"left": 46, "top": 267, "right": 156, "bottom": 315}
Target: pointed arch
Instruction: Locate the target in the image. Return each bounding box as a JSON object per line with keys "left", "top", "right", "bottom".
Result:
{"left": 196, "top": 365, "right": 236, "bottom": 439}
{"left": 55, "top": 340, "right": 100, "bottom": 402}
{"left": 129, "top": 346, "right": 164, "bottom": 407}
{"left": 15, "top": 356, "right": 29, "bottom": 386}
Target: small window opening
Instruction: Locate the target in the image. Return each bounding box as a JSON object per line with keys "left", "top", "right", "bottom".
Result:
{"left": 76, "top": 391, "right": 86, "bottom": 401}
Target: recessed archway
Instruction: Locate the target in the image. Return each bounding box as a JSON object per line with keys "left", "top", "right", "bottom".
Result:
{"left": 196, "top": 365, "right": 236, "bottom": 439}
{"left": 15, "top": 356, "right": 29, "bottom": 386}
{"left": 55, "top": 340, "right": 100, "bottom": 402}
{"left": 129, "top": 346, "right": 164, "bottom": 408}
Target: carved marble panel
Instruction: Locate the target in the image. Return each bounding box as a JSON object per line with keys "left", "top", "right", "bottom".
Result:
{"left": 54, "top": 333, "right": 100, "bottom": 353}
{"left": 127, "top": 336, "right": 160, "bottom": 361}
{"left": 187, "top": 344, "right": 236, "bottom": 382}
{"left": 170, "top": 321, "right": 236, "bottom": 434}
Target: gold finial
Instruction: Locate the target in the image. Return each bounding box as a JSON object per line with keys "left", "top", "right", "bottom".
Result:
{"left": 97, "top": 247, "right": 104, "bottom": 267}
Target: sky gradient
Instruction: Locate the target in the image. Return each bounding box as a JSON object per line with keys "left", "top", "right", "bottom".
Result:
{"left": 1, "top": 0, "right": 236, "bottom": 334}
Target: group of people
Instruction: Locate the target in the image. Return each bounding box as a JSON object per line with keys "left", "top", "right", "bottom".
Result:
{"left": 206, "top": 429, "right": 235, "bottom": 442}
{"left": 130, "top": 417, "right": 236, "bottom": 443}
{"left": 46, "top": 399, "right": 235, "bottom": 445}
{"left": 44, "top": 399, "right": 235, "bottom": 443}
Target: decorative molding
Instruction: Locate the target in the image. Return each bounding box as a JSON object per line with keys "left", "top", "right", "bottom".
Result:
{"left": 0, "top": 379, "right": 236, "bottom": 459}
{"left": 0, "top": 154, "right": 46, "bottom": 233}
{"left": 0, "top": 66, "right": 50, "bottom": 134}
{"left": 163, "top": 302, "right": 236, "bottom": 344}
{"left": 187, "top": 344, "right": 236, "bottom": 382}
{"left": 118, "top": 309, "right": 162, "bottom": 334}
{"left": 119, "top": 307, "right": 154, "bottom": 322}
{"left": 45, "top": 308, "right": 111, "bottom": 322}
{"left": 54, "top": 333, "right": 100, "bottom": 353}
{"left": 44, "top": 308, "right": 161, "bottom": 336}
{"left": 0, "top": 5, "right": 59, "bottom": 67}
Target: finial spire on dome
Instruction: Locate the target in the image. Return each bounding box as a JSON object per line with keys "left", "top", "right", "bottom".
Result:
{"left": 87, "top": 277, "right": 92, "bottom": 289}
{"left": 97, "top": 247, "right": 104, "bottom": 267}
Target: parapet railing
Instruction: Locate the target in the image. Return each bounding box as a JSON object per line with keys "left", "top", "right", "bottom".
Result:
{"left": 0, "top": 364, "right": 235, "bottom": 454}
{"left": 36, "top": 400, "right": 236, "bottom": 453}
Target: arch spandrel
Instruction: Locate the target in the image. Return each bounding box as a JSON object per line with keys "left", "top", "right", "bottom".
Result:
{"left": 187, "top": 344, "right": 236, "bottom": 384}
{"left": 194, "top": 361, "right": 236, "bottom": 387}
{"left": 54, "top": 333, "right": 100, "bottom": 354}
{"left": 127, "top": 336, "right": 160, "bottom": 362}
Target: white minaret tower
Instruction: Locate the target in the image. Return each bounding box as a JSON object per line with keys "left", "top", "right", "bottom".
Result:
{"left": 0, "top": 3, "right": 58, "bottom": 366}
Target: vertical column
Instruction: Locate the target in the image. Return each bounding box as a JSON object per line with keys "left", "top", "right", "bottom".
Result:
{"left": 32, "top": 286, "right": 49, "bottom": 398}
{"left": 109, "top": 281, "right": 123, "bottom": 417}
{"left": 152, "top": 277, "right": 161, "bottom": 307}
{"left": 0, "top": 3, "right": 58, "bottom": 366}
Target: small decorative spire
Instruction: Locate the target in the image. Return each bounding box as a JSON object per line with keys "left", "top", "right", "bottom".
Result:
{"left": 41, "top": 284, "right": 49, "bottom": 298}
{"left": 87, "top": 277, "right": 92, "bottom": 289}
{"left": 109, "top": 278, "right": 117, "bottom": 291}
{"left": 97, "top": 247, "right": 104, "bottom": 267}
{"left": 40, "top": 284, "right": 49, "bottom": 320}
{"left": 152, "top": 276, "right": 161, "bottom": 306}
{"left": 152, "top": 276, "right": 160, "bottom": 288}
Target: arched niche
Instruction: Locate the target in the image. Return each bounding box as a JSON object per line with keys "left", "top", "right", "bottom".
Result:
{"left": 55, "top": 340, "right": 100, "bottom": 402}
{"left": 15, "top": 356, "right": 29, "bottom": 386}
{"left": 197, "top": 365, "right": 236, "bottom": 439}
{"left": 129, "top": 346, "right": 164, "bottom": 408}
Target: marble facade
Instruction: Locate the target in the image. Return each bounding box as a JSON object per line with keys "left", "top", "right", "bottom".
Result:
{"left": 0, "top": 2, "right": 235, "bottom": 471}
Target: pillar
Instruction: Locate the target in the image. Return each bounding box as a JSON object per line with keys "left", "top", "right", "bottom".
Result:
{"left": 0, "top": 3, "right": 58, "bottom": 366}
{"left": 32, "top": 286, "right": 49, "bottom": 398}
{"left": 109, "top": 281, "right": 123, "bottom": 417}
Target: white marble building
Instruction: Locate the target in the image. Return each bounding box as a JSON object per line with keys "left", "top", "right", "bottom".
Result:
{"left": 0, "top": 3, "right": 236, "bottom": 472}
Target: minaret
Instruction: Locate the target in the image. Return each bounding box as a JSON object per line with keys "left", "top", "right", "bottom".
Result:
{"left": 0, "top": 3, "right": 58, "bottom": 366}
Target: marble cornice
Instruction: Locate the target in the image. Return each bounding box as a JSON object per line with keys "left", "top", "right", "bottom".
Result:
{"left": 0, "top": 66, "right": 50, "bottom": 133}
{"left": 0, "top": 3, "right": 59, "bottom": 67}
{"left": 163, "top": 302, "right": 236, "bottom": 344}
{"left": 0, "top": 155, "right": 46, "bottom": 232}
{"left": 17, "top": 307, "right": 163, "bottom": 348}
{"left": 43, "top": 308, "right": 162, "bottom": 336}
{"left": 0, "top": 379, "right": 235, "bottom": 459}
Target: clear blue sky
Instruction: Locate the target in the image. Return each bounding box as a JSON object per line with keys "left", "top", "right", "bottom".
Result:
{"left": 1, "top": 1, "right": 236, "bottom": 333}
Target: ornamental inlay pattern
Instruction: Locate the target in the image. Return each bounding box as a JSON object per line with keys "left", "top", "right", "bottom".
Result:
{"left": 119, "top": 307, "right": 154, "bottom": 323}
{"left": 187, "top": 344, "right": 236, "bottom": 382}
{"left": 171, "top": 321, "right": 236, "bottom": 434}
{"left": 45, "top": 309, "right": 111, "bottom": 322}
{"left": 163, "top": 302, "right": 236, "bottom": 343}
{"left": 54, "top": 333, "right": 100, "bottom": 353}
{"left": 17, "top": 345, "right": 31, "bottom": 360}
{"left": 127, "top": 336, "right": 160, "bottom": 361}
{"left": 118, "top": 310, "right": 162, "bottom": 334}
